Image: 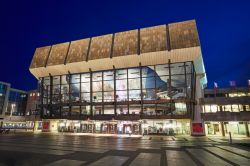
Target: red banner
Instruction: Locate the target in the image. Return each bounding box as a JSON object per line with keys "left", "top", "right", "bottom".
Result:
{"left": 192, "top": 123, "right": 203, "bottom": 133}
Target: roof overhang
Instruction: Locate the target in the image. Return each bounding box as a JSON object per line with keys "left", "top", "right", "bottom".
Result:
{"left": 30, "top": 46, "right": 204, "bottom": 78}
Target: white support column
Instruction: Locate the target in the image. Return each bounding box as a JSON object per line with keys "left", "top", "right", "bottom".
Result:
{"left": 191, "top": 74, "right": 205, "bottom": 136}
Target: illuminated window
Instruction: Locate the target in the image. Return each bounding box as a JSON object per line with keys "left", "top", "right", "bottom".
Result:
{"left": 245, "top": 105, "right": 250, "bottom": 111}
{"left": 224, "top": 105, "right": 231, "bottom": 112}
{"left": 229, "top": 93, "right": 237, "bottom": 97}
{"left": 231, "top": 104, "right": 239, "bottom": 112}
{"left": 204, "top": 105, "right": 211, "bottom": 112}
{"left": 238, "top": 105, "right": 243, "bottom": 111}
{"left": 238, "top": 93, "right": 246, "bottom": 97}
{"left": 210, "top": 105, "right": 218, "bottom": 112}
{"left": 229, "top": 93, "right": 246, "bottom": 97}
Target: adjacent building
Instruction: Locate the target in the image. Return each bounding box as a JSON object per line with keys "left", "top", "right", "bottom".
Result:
{"left": 0, "top": 81, "right": 10, "bottom": 116}
{"left": 29, "top": 20, "right": 207, "bottom": 135}
{"left": 26, "top": 90, "right": 40, "bottom": 116}
{"left": 0, "top": 81, "right": 28, "bottom": 130}
{"left": 0, "top": 81, "right": 27, "bottom": 116}
{"left": 201, "top": 87, "right": 250, "bottom": 137}
{"left": 0, "top": 82, "right": 42, "bottom": 131}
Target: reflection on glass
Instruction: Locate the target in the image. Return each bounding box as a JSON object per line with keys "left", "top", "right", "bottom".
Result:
{"left": 81, "top": 73, "right": 90, "bottom": 82}
{"left": 116, "top": 91, "right": 127, "bottom": 101}
{"left": 40, "top": 61, "right": 195, "bottom": 116}
{"left": 117, "top": 105, "right": 128, "bottom": 114}
{"left": 93, "top": 81, "right": 102, "bottom": 92}
{"left": 103, "top": 80, "right": 114, "bottom": 91}
{"left": 71, "top": 74, "right": 80, "bottom": 83}
{"left": 71, "top": 106, "right": 80, "bottom": 115}
{"left": 142, "top": 77, "right": 155, "bottom": 89}
{"left": 104, "top": 91, "right": 114, "bottom": 102}
{"left": 93, "top": 92, "right": 102, "bottom": 102}
{"left": 116, "top": 69, "right": 127, "bottom": 79}
{"left": 129, "top": 90, "right": 140, "bottom": 101}
{"left": 128, "top": 68, "right": 140, "bottom": 78}
{"left": 142, "top": 66, "right": 155, "bottom": 77}
{"left": 104, "top": 105, "right": 114, "bottom": 114}
{"left": 155, "top": 64, "right": 169, "bottom": 76}
{"left": 129, "top": 105, "right": 141, "bottom": 114}
{"left": 129, "top": 78, "right": 140, "bottom": 89}
{"left": 143, "top": 89, "right": 156, "bottom": 100}
{"left": 81, "top": 105, "right": 91, "bottom": 115}
{"left": 92, "top": 72, "right": 102, "bottom": 81}
{"left": 171, "top": 63, "right": 185, "bottom": 75}
{"left": 81, "top": 93, "right": 90, "bottom": 102}
{"left": 81, "top": 82, "right": 90, "bottom": 92}
{"left": 103, "top": 71, "right": 114, "bottom": 80}
{"left": 53, "top": 76, "right": 60, "bottom": 85}
{"left": 116, "top": 79, "right": 127, "bottom": 90}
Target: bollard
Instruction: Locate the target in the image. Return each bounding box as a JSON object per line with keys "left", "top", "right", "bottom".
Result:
{"left": 229, "top": 132, "right": 232, "bottom": 144}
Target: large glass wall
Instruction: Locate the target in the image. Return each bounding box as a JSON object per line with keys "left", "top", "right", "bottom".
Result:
{"left": 141, "top": 119, "right": 190, "bottom": 135}
{"left": 0, "top": 83, "right": 8, "bottom": 114}
{"left": 40, "top": 61, "right": 195, "bottom": 117}
{"left": 6, "top": 90, "right": 27, "bottom": 116}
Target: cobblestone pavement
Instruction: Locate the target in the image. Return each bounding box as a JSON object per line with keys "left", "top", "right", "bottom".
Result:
{"left": 0, "top": 133, "right": 249, "bottom": 166}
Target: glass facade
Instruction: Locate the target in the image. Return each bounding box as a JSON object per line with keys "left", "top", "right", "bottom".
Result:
{"left": 205, "top": 121, "right": 249, "bottom": 136}
{"left": 0, "top": 83, "right": 8, "bottom": 114}
{"left": 50, "top": 119, "right": 191, "bottom": 135}
{"left": 141, "top": 119, "right": 190, "bottom": 135}
{"left": 6, "top": 90, "right": 28, "bottom": 116}
{"left": 39, "top": 61, "right": 195, "bottom": 118}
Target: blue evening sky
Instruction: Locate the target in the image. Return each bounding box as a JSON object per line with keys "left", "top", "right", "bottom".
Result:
{"left": 0, "top": 0, "right": 249, "bottom": 90}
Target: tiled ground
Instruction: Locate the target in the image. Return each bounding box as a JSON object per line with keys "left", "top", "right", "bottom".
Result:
{"left": 0, "top": 134, "right": 249, "bottom": 166}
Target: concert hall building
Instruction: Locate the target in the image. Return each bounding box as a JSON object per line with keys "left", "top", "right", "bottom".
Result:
{"left": 29, "top": 20, "right": 207, "bottom": 135}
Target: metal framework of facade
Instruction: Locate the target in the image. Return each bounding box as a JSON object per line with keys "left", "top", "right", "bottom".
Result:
{"left": 39, "top": 61, "right": 196, "bottom": 120}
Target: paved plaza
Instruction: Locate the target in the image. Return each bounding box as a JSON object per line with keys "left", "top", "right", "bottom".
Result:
{"left": 0, "top": 133, "right": 250, "bottom": 166}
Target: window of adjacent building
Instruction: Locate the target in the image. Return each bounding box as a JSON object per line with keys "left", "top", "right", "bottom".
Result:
{"left": 232, "top": 104, "right": 239, "bottom": 112}
{"left": 229, "top": 93, "right": 247, "bottom": 97}
{"left": 204, "top": 105, "right": 211, "bottom": 112}
{"left": 245, "top": 105, "right": 250, "bottom": 111}
{"left": 224, "top": 105, "right": 231, "bottom": 112}
{"left": 210, "top": 105, "right": 218, "bottom": 112}
{"left": 238, "top": 105, "right": 243, "bottom": 111}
